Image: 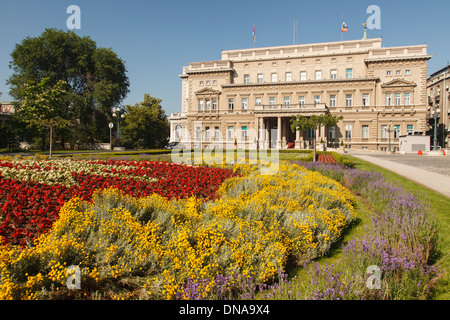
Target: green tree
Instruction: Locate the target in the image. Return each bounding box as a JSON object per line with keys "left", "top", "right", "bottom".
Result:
{"left": 7, "top": 28, "right": 129, "bottom": 148}
{"left": 121, "top": 94, "right": 170, "bottom": 149}
{"left": 291, "top": 113, "right": 343, "bottom": 162}
{"left": 15, "top": 78, "right": 69, "bottom": 156}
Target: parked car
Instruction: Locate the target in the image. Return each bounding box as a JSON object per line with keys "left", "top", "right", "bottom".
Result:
{"left": 165, "top": 141, "right": 183, "bottom": 149}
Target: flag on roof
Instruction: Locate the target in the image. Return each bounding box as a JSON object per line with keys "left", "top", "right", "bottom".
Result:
{"left": 341, "top": 21, "right": 349, "bottom": 32}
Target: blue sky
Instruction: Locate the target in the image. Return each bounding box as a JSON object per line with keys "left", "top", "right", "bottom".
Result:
{"left": 1, "top": 0, "right": 449, "bottom": 116}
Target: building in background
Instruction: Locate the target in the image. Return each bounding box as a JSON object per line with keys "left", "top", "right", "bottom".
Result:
{"left": 427, "top": 65, "right": 450, "bottom": 149}
{"left": 0, "top": 102, "right": 15, "bottom": 122}
{"left": 169, "top": 38, "right": 431, "bottom": 151}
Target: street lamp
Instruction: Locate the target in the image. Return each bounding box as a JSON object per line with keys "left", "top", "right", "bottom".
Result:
{"left": 112, "top": 107, "right": 125, "bottom": 147}
{"left": 432, "top": 105, "right": 440, "bottom": 151}
{"left": 384, "top": 121, "right": 395, "bottom": 152}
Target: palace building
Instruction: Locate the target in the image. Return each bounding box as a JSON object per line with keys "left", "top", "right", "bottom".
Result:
{"left": 169, "top": 38, "right": 431, "bottom": 151}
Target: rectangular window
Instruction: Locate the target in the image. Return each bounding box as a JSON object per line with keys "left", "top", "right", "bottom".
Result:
{"left": 199, "top": 81, "right": 204, "bottom": 86}
{"left": 214, "top": 126, "right": 220, "bottom": 141}
{"left": 405, "top": 70, "right": 411, "bottom": 75}
{"left": 227, "top": 126, "right": 234, "bottom": 140}
{"left": 394, "top": 125, "right": 400, "bottom": 138}
{"left": 300, "top": 71, "right": 306, "bottom": 81}
{"left": 206, "top": 80, "right": 210, "bottom": 85}
{"left": 329, "top": 126, "right": 336, "bottom": 139}
{"left": 314, "top": 95, "right": 321, "bottom": 104}
{"left": 404, "top": 93, "right": 411, "bottom": 106}
{"left": 284, "top": 96, "right": 290, "bottom": 106}
{"left": 345, "top": 124, "right": 352, "bottom": 139}
{"left": 315, "top": 70, "right": 322, "bottom": 80}
{"left": 255, "top": 97, "right": 262, "bottom": 106}
{"left": 244, "top": 74, "right": 250, "bottom": 83}
{"left": 212, "top": 99, "right": 217, "bottom": 110}
{"left": 205, "top": 99, "right": 210, "bottom": 111}
{"left": 386, "top": 93, "right": 392, "bottom": 106}
{"left": 213, "top": 80, "right": 217, "bottom": 85}
{"left": 362, "top": 94, "right": 370, "bottom": 106}
{"left": 346, "top": 68, "right": 353, "bottom": 79}
{"left": 269, "top": 97, "right": 276, "bottom": 105}
{"left": 395, "top": 93, "right": 401, "bottom": 106}
{"left": 345, "top": 94, "right": 353, "bottom": 107}
{"left": 381, "top": 125, "right": 388, "bottom": 138}
{"left": 330, "top": 69, "right": 337, "bottom": 79}
{"left": 386, "top": 70, "right": 392, "bottom": 76}
{"left": 396, "top": 70, "right": 401, "bottom": 76}
{"left": 362, "top": 125, "right": 369, "bottom": 139}
{"left": 407, "top": 124, "right": 413, "bottom": 134}
{"left": 241, "top": 98, "right": 248, "bottom": 110}
{"left": 271, "top": 73, "right": 277, "bottom": 82}
{"left": 196, "top": 126, "right": 202, "bottom": 139}
{"left": 298, "top": 96, "right": 305, "bottom": 105}
{"left": 241, "top": 126, "right": 248, "bottom": 139}
{"left": 198, "top": 100, "right": 204, "bottom": 111}
{"left": 257, "top": 73, "right": 263, "bottom": 83}
{"left": 228, "top": 98, "right": 234, "bottom": 110}
{"left": 205, "top": 126, "right": 210, "bottom": 140}
{"left": 329, "top": 95, "right": 336, "bottom": 107}
{"left": 285, "top": 72, "right": 292, "bottom": 81}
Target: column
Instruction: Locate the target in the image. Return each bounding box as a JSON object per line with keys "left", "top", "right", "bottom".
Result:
{"left": 169, "top": 121, "right": 174, "bottom": 142}
{"left": 264, "top": 118, "right": 270, "bottom": 149}
{"left": 258, "top": 117, "right": 263, "bottom": 149}
{"left": 276, "top": 117, "right": 282, "bottom": 149}
{"left": 295, "top": 127, "right": 301, "bottom": 149}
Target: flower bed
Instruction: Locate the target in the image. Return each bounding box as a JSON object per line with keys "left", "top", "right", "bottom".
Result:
{"left": 0, "top": 162, "right": 356, "bottom": 300}
{"left": 317, "top": 153, "right": 336, "bottom": 163}
{"left": 0, "top": 158, "right": 236, "bottom": 246}
{"left": 261, "top": 161, "right": 441, "bottom": 300}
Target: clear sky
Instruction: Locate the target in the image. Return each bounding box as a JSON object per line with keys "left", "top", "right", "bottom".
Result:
{"left": 1, "top": 0, "right": 449, "bottom": 116}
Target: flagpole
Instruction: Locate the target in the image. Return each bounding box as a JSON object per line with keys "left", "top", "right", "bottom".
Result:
{"left": 253, "top": 24, "right": 255, "bottom": 48}
{"left": 341, "top": 16, "right": 343, "bottom": 41}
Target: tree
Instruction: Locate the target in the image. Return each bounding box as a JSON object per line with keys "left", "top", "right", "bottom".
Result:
{"left": 121, "top": 94, "right": 170, "bottom": 149}
{"left": 291, "top": 113, "right": 343, "bottom": 162}
{"left": 15, "top": 78, "right": 69, "bottom": 157}
{"left": 7, "top": 28, "right": 129, "bottom": 148}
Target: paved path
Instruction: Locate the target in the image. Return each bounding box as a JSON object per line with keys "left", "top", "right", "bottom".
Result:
{"left": 349, "top": 153, "right": 450, "bottom": 198}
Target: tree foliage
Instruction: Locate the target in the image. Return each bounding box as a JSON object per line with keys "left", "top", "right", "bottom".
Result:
{"left": 15, "top": 78, "right": 69, "bottom": 130}
{"left": 7, "top": 28, "right": 129, "bottom": 148}
{"left": 121, "top": 94, "right": 170, "bottom": 149}
{"left": 291, "top": 113, "right": 343, "bottom": 162}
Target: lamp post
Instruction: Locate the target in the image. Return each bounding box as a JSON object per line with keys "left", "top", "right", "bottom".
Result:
{"left": 432, "top": 105, "right": 440, "bottom": 151}
{"left": 112, "top": 107, "right": 125, "bottom": 147}
{"left": 384, "top": 121, "right": 395, "bottom": 152}
{"left": 108, "top": 122, "right": 114, "bottom": 150}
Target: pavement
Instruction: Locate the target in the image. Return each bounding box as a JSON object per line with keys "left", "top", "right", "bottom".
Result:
{"left": 346, "top": 150, "right": 450, "bottom": 199}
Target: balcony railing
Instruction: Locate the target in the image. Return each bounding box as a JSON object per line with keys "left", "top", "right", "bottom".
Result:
{"left": 254, "top": 103, "right": 328, "bottom": 111}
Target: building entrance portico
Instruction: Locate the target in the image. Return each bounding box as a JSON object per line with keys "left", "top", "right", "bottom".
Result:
{"left": 255, "top": 103, "right": 329, "bottom": 149}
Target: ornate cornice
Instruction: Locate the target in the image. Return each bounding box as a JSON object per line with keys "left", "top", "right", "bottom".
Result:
{"left": 221, "top": 77, "right": 379, "bottom": 89}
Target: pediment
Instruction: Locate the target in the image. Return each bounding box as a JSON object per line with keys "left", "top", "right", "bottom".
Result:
{"left": 195, "top": 87, "right": 222, "bottom": 95}
{"left": 381, "top": 79, "right": 417, "bottom": 89}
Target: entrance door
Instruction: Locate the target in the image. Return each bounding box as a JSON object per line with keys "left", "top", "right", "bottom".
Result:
{"left": 271, "top": 126, "right": 278, "bottom": 148}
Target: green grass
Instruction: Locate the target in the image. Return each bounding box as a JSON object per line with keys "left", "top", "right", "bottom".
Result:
{"left": 341, "top": 154, "right": 450, "bottom": 300}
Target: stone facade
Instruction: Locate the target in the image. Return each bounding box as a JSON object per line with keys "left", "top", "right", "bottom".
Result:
{"left": 427, "top": 65, "right": 450, "bottom": 149}
{"left": 169, "top": 38, "right": 431, "bottom": 151}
